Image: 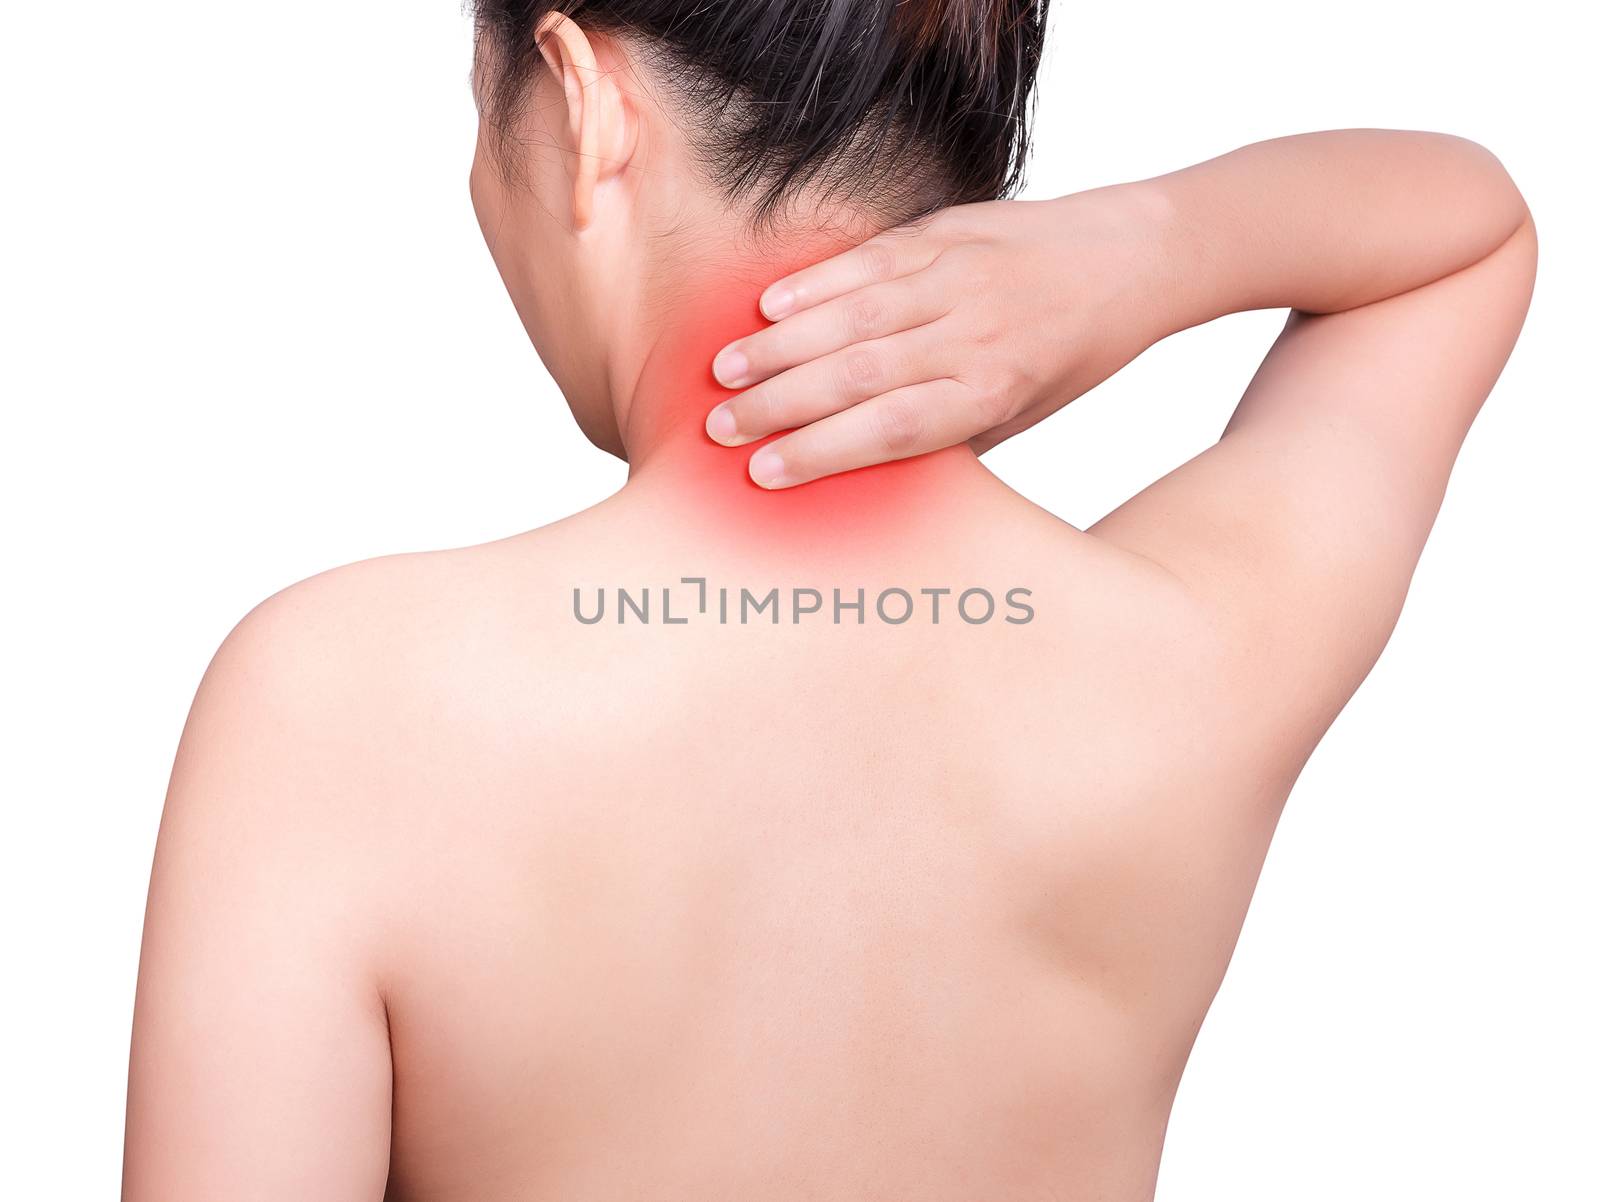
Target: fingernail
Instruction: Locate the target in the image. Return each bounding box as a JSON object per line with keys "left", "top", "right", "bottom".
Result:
{"left": 713, "top": 348, "right": 749, "bottom": 388}
{"left": 705, "top": 403, "right": 738, "bottom": 444}
{"left": 761, "top": 287, "right": 794, "bottom": 320}
{"left": 748, "top": 448, "right": 788, "bottom": 488}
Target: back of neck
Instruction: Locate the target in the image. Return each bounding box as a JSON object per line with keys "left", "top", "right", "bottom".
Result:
{"left": 617, "top": 246, "right": 997, "bottom": 558}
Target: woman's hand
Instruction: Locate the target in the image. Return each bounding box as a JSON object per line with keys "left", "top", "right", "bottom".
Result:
{"left": 706, "top": 186, "right": 1175, "bottom": 488}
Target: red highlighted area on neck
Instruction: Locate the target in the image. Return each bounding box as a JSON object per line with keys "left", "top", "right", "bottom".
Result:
{"left": 622, "top": 259, "right": 980, "bottom": 557}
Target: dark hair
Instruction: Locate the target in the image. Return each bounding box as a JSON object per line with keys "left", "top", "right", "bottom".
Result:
{"left": 473, "top": 0, "right": 1053, "bottom": 231}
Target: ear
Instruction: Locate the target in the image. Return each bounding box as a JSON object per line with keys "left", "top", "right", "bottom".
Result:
{"left": 534, "top": 12, "right": 637, "bottom": 231}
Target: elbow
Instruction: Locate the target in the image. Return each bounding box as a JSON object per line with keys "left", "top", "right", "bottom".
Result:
{"left": 1452, "top": 134, "right": 1535, "bottom": 241}
{"left": 1436, "top": 134, "right": 1537, "bottom": 289}
{"left": 1508, "top": 210, "right": 1539, "bottom": 303}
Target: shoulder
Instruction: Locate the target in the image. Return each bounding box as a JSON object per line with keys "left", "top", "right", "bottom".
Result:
{"left": 221, "top": 521, "right": 601, "bottom": 681}
{"left": 149, "top": 538, "right": 568, "bottom": 977}
{"left": 172, "top": 538, "right": 561, "bottom": 818}
{"left": 201, "top": 546, "right": 490, "bottom": 720}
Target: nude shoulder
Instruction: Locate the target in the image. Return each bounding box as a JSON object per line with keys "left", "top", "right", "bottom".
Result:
{"left": 186, "top": 536, "right": 575, "bottom": 776}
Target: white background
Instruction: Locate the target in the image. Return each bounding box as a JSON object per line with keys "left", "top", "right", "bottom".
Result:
{"left": 2, "top": 0, "right": 1595, "bottom": 1196}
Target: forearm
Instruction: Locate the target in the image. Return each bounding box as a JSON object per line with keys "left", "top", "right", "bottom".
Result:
{"left": 1134, "top": 129, "right": 1531, "bottom": 329}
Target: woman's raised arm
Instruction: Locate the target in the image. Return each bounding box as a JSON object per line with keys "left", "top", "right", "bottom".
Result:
{"left": 706, "top": 128, "right": 1531, "bottom": 489}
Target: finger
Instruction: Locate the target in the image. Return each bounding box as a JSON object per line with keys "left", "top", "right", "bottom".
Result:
{"left": 754, "top": 226, "right": 946, "bottom": 322}
{"left": 710, "top": 274, "right": 950, "bottom": 395}
{"left": 746, "top": 377, "right": 983, "bottom": 489}
{"left": 707, "top": 320, "right": 956, "bottom": 447}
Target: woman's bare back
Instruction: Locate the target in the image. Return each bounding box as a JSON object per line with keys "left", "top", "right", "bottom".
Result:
{"left": 340, "top": 461, "right": 1312, "bottom": 1201}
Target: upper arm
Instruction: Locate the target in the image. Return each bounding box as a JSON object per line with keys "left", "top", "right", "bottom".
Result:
{"left": 1089, "top": 216, "right": 1537, "bottom": 702}
{"left": 124, "top": 589, "right": 394, "bottom": 1200}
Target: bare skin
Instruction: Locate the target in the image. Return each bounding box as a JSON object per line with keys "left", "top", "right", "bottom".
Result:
{"left": 123, "top": 17, "right": 1535, "bottom": 1202}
